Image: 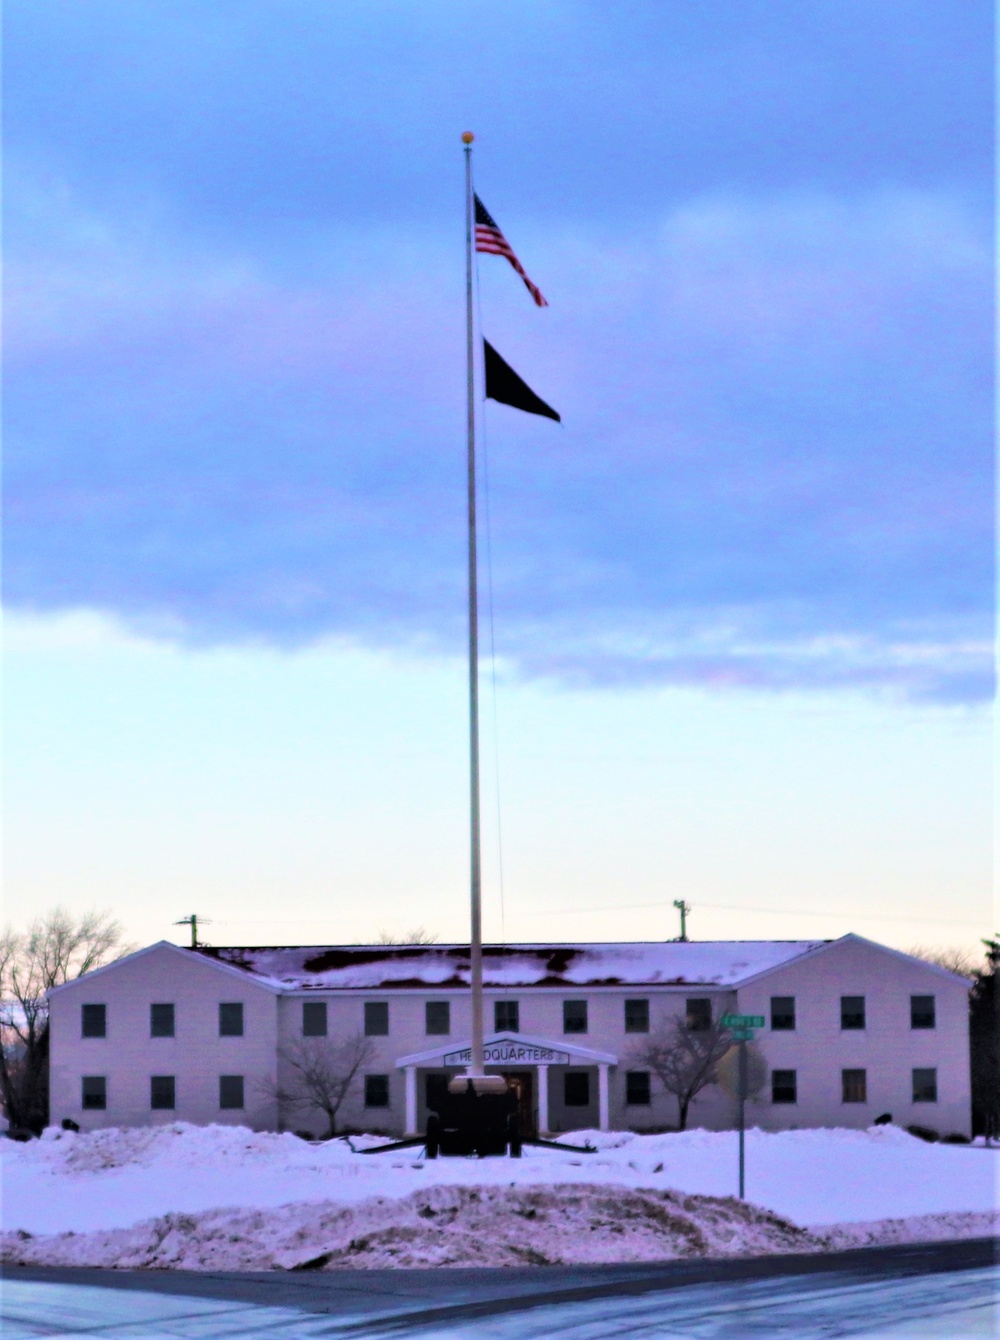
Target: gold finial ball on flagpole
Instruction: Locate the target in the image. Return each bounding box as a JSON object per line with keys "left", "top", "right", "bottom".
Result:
{"left": 461, "top": 131, "right": 475, "bottom": 144}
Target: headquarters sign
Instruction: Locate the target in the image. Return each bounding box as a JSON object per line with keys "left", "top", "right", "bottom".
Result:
{"left": 443, "top": 1039, "right": 571, "bottom": 1067}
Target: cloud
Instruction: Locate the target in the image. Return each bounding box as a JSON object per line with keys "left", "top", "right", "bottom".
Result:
{"left": 6, "top": 177, "right": 991, "bottom": 704}
{"left": 4, "top": 0, "right": 992, "bottom": 705}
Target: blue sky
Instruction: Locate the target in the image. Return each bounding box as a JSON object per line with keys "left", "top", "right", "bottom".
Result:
{"left": 4, "top": 2, "right": 993, "bottom": 950}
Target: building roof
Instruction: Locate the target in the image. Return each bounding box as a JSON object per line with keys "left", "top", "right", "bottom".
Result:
{"left": 192, "top": 940, "right": 828, "bottom": 992}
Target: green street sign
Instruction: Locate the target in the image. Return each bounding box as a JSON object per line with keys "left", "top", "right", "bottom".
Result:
{"left": 722, "top": 1014, "right": 765, "bottom": 1029}
{"left": 730, "top": 1028, "right": 755, "bottom": 1041}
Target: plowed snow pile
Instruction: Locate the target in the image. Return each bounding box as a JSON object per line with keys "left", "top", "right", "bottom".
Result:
{"left": 2, "top": 1183, "right": 822, "bottom": 1270}
{"left": 2, "top": 1122, "right": 995, "bottom": 1269}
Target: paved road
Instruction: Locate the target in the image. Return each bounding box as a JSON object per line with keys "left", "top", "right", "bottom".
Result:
{"left": 2, "top": 1239, "right": 996, "bottom": 1338}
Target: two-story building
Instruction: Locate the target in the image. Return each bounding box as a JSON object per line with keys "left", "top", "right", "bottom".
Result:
{"left": 47, "top": 934, "right": 972, "bottom": 1138}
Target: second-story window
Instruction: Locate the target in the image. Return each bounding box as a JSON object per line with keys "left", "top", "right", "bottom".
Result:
{"left": 624, "top": 999, "right": 649, "bottom": 1033}
{"left": 302, "top": 1001, "right": 328, "bottom": 1037}
{"left": 365, "top": 1002, "right": 389, "bottom": 1036}
{"left": 563, "top": 1000, "right": 588, "bottom": 1034}
{"left": 494, "top": 1000, "right": 519, "bottom": 1032}
{"left": 426, "top": 1001, "right": 450, "bottom": 1035}
{"left": 770, "top": 997, "right": 795, "bottom": 1031}
{"left": 219, "top": 1003, "right": 244, "bottom": 1037}
{"left": 840, "top": 996, "right": 866, "bottom": 1030}
{"left": 910, "top": 996, "right": 935, "bottom": 1029}
{"left": 685, "top": 999, "right": 712, "bottom": 1032}
{"left": 81, "top": 1004, "right": 106, "bottom": 1038}
{"left": 150, "top": 1003, "right": 175, "bottom": 1038}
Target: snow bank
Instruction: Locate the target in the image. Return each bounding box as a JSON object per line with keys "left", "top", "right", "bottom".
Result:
{"left": 0, "top": 1183, "right": 822, "bottom": 1270}
{"left": 2, "top": 1121, "right": 994, "bottom": 1260}
{"left": 818, "top": 1211, "right": 1000, "bottom": 1250}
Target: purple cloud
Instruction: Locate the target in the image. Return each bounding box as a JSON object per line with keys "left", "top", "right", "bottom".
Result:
{"left": 5, "top": 4, "right": 992, "bottom": 703}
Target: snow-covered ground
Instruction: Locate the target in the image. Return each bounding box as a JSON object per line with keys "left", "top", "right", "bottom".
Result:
{"left": 1, "top": 1123, "right": 996, "bottom": 1269}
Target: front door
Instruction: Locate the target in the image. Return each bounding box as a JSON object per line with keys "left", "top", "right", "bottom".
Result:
{"left": 504, "top": 1070, "right": 535, "bottom": 1137}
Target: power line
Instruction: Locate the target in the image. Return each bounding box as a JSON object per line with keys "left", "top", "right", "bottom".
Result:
{"left": 205, "top": 902, "right": 986, "bottom": 930}
{"left": 528, "top": 900, "right": 987, "bottom": 928}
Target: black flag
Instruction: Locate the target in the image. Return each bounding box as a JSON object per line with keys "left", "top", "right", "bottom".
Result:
{"left": 483, "top": 340, "right": 560, "bottom": 422}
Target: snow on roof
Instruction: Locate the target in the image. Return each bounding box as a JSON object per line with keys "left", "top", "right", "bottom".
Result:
{"left": 193, "top": 940, "right": 826, "bottom": 992}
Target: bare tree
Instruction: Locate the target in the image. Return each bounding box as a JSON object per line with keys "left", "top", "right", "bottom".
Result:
{"left": 629, "top": 1014, "right": 733, "bottom": 1131}
{"left": 906, "top": 945, "right": 979, "bottom": 979}
{"left": 0, "top": 908, "right": 132, "bottom": 1131}
{"left": 374, "top": 928, "right": 438, "bottom": 945}
{"left": 274, "top": 1032, "right": 375, "bottom": 1138}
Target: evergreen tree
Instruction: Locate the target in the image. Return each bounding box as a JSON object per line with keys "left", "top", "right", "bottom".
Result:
{"left": 970, "top": 936, "right": 999, "bottom": 1139}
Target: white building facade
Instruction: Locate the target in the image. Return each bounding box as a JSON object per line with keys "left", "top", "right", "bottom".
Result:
{"left": 47, "top": 935, "right": 972, "bottom": 1139}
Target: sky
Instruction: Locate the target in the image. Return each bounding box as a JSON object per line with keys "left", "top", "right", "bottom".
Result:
{"left": 4, "top": 1, "right": 993, "bottom": 956}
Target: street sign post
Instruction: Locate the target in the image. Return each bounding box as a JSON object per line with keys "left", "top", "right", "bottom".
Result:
{"left": 721, "top": 1015, "right": 765, "bottom": 1198}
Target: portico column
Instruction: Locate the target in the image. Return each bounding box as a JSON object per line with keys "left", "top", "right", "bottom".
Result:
{"left": 404, "top": 1066, "right": 418, "bottom": 1136}
{"left": 597, "top": 1064, "right": 610, "bottom": 1131}
{"left": 536, "top": 1064, "right": 549, "bottom": 1134}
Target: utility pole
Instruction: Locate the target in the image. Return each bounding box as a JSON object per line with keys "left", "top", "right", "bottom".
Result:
{"left": 174, "top": 915, "right": 203, "bottom": 949}
{"left": 673, "top": 899, "right": 690, "bottom": 942}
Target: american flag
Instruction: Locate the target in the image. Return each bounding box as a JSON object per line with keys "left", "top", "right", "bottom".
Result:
{"left": 474, "top": 194, "right": 548, "bottom": 308}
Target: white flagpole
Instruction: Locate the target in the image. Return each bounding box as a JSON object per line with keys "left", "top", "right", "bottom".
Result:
{"left": 455, "top": 133, "right": 505, "bottom": 1099}
{"left": 462, "top": 131, "right": 485, "bottom": 1082}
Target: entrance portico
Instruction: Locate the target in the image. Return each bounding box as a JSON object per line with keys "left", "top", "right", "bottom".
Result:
{"left": 396, "top": 1032, "right": 618, "bottom": 1136}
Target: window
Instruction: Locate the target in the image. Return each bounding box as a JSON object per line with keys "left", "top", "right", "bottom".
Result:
{"left": 81, "top": 1004, "right": 106, "bottom": 1038}
{"left": 365, "top": 1074, "right": 390, "bottom": 1108}
{"left": 364, "top": 1002, "right": 389, "bottom": 1036}
{"left": 912, "top": 1068, "right": 938, "bottom": 1103}
{"left": 772, "top": 1070, "right": 797, "bottom": 1104}
{"left": 685, "top": 998, "right": 712, "bottom": 1032}
{"left": 150, "top": 1075, "right": 176, "bottom": 1110}
{"left": 219, "top": 1003, "right": 244, "bottom": 1037}
{"left": 840, "top": 996, "right": 865, "bottom": 1030}
{"left": 81, "top": 1076, "right": 106, "bottom": 1110}
{"left": 302, "top": 1001, "right": 327, "bottom": 1037}
{"left": 150, "top": 1003, "right": 175, "bottom": 1038}
{"left": 563, "top": 1000, "right": 588, "bottom": 1034}
{"left": 624, "top": 999, "right": 649, "bottom": 1033}
{"left": 625, "top": 1071, "right": 651, "bottom": 1105}
{"left": 494, "top": 999, "right": 519, "bottom": 1032}
{"left": 770, "top": 997, "right": 796, "bottom": 1031}
{"left": 426, "top": 1001, "right": 450, "bottom": 1035}
{"left": 219, "top": 1075, "right": 244, "bottom": 1110}
{"left": 910, "top": 996, "right": 935, "bottom": 1030}
{"left": 564, "top": 1072, "right": 591, "bottom": 1106}
{"left": 842, "top": 1069, "right": 867, "bottom": 1103}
